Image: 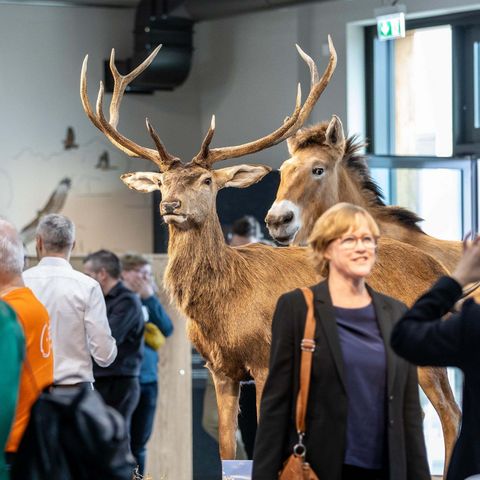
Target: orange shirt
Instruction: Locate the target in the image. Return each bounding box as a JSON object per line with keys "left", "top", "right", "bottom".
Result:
{"left": 3, "top": 287, "right": 53, "bottom": 452}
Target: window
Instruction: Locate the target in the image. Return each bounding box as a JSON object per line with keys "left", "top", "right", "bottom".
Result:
{"left": 366, "top": 10, "right": 480, "bottom": 156}
{"left": 393, "top": 26, "right": 452, "bottom": 157}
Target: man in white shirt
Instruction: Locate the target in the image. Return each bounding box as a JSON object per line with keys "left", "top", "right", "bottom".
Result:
{"left": 23, "top": 214, "right": 117, "bottom": 386}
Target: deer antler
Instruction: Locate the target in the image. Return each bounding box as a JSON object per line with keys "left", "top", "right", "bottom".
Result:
{"left": 192, "top": 35, "right": 337, "bottom": 168}
{"left": 80, "top": 45, "right": 179, "bottom": 172}
{"left": 80, "top": 37, "right": 336, "bottom": 172}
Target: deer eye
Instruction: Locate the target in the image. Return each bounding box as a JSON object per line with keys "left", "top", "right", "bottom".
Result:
{"left": 203, "top": 177, "right": 212, "bottom": 185}
{"left": 312, "top": 167, "right": 324, "bottom": 176}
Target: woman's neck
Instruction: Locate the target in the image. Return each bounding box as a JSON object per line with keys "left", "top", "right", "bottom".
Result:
{"left": 327, "top": 271, "right": 371, "bottom": 308}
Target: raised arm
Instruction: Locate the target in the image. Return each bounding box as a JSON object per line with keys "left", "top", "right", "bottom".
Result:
{"left": 391, "top": 235, "right": 480, "bottom": 367}
{"left": 390, "top": 274, "right": 470, "bottom": 367}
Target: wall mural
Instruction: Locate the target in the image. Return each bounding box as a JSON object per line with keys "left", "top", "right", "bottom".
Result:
{"left": 2, "top": 129, "right": 153, "bottom": 255}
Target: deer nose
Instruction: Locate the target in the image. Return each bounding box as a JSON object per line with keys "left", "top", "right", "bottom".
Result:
{"left": 161, "top": 200, "right": 181, "bottom": 215}
{"left": 265, "top": 210, "right": 294, "bottom": 228}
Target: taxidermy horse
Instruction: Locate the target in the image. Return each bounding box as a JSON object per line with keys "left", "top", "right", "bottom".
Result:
{"left": 80, "top": 43, "right": 451, "bottom": 466}
{"left": 266, "top": 115, "right": 462, "bottom": 270}
{"left": 265, "top": 116, "right": 463, "bottom": 474}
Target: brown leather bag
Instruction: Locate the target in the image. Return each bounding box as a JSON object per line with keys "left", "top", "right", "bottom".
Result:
{"left": 278, "top": 287, "right": 320, "bottom": 480}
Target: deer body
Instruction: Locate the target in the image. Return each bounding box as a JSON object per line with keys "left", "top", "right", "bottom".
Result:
{"left": 165, "top": 217, "right": 313, "bottom": 381}
{"left": 161, "top": 190, "right": 451, "bottom": 460}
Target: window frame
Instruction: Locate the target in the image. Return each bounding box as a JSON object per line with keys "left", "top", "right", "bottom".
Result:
{"left": 365, "top": 10, "right": 480, "bottom": 157}
{"left": 368, "top": 155, "right": 477, "bottom": 236}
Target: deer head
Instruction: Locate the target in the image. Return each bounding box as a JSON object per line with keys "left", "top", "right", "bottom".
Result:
{"left": 80, "top": 39, "right": 337, "bottom": 230}
{"left": 266, "top": 115, "right": 347, "bottom": 244}
{"left": 121, "top": 162, "right": 272, "bottom": 229}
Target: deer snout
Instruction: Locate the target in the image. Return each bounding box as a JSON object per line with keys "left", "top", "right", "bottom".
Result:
{"left": 265, "top": 210, "right": 294, "bottom": 228}
{"left": 160, "top": 200, "right": 181, "bottom": 215}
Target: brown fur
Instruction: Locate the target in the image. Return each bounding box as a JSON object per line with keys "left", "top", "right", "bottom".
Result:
{"left": 123, "top": 159, "right": 458, "bottom": 469}
{"left": 285, "top": 122, "right": 462, "bottom": 271}
{"left": 156, "top": 166, "right": 456, "bottom": 461}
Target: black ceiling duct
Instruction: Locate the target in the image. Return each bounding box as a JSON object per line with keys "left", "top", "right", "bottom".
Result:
{"left": 105, "top": 0, "right": 193, "bottom": 93}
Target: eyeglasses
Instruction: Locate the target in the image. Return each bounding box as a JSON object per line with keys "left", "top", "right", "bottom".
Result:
{"left": 338, "top": 235, "right": 377, "bottom": 250}
{"left": 129, "top": 267, "right": 153, "bottom": 277}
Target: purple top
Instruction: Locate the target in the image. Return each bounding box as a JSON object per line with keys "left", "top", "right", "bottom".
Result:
{"left": 334, "top": 303, "right": 387, "bottom": 469}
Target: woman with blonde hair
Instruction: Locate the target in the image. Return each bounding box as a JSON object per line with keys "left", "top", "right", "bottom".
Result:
{"left": 252, "top": 202, "right": 429, "bottom": 480}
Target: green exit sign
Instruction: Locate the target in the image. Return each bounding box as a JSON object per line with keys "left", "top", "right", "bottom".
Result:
{"left": 377, "top": 13, "right": 406, "bottom": 41}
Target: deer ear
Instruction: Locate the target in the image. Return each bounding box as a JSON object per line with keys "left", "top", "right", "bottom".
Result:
{"left": 214, "top": 165, "right": 271, "bottom": 189}
{"left": 325, "top": 115, "right": 345, "bottom": 147}
{"left": 120, "top": 172, "right": 163, "bottom": 193}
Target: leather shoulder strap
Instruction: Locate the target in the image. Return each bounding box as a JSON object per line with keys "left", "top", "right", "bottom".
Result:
{"left": 295, "top": 287, "right": 316, "bottom": 434}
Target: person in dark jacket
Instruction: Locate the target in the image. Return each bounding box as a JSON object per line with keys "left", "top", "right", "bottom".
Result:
{"left": 391, "top": 234, "right": 480, "bottom": 480}
{"left": 252, "top": 203, "right": 430, "bottom": 480}
{"left": 83, "top": 250, "right": 144, "bottom": 432}
{"left": 121, "top": 253, "right": 174, "bottom": 475}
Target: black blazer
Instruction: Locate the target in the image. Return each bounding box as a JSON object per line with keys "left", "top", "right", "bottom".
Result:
{"left": 391, "top": 275, "right": 480, "bottom": 480}
{"left": 252, "top": 281, "right": 430, "bottom": 480}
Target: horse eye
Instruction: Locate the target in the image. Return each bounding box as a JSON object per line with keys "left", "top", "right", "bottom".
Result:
{"left": 312, "top": 167, "right": 324, "bottom": 176}
{"left": 203, "top": 177, "right": 212, "bottom": 185}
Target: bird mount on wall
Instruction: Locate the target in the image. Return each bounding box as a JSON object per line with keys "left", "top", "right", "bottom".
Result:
{"left": 20, "top": 178, "right": 72, "bottom": 245}
{"left": 63, "top": 126, "right": 78, "bottom": 150}
{"left": 95, "top": 151, "right": 118, "bottom": 171}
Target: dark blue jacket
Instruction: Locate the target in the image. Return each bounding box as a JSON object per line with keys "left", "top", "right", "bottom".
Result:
{"left": 93, "top": 281, "right": 144, "bottom": 378}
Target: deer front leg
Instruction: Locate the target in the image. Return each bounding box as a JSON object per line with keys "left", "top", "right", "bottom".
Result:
{"left": 417, "top": 366, "right": 461, "bottom": 479}
{"left": 210, "top": 369, "right": 240, "bottom": 460}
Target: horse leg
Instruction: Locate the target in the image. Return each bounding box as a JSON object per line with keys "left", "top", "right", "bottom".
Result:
{"left": 210, "top": 369, "right": 240, "bottom": 460}
{"left": 417, "top": 366, "right": 461, "bottom": 478}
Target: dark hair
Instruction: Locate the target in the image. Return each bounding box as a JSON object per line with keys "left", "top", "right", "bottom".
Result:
{"left": 231, "top": 215, "right": 261, "bottom": 238}
{"left": 83, "top": 249, "right": 121, "bottom": 279}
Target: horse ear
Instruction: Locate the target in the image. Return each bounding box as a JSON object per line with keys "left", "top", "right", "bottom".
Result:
{"left": 325, "top": 115, "right": 345, "bottom": 147}
{"left": 287, "top": 131, "right": 301, "bottom": 155}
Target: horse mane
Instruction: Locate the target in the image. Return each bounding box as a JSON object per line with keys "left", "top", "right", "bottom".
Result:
{"left": 343, "top": 136, "right": 424, "bottom": 233}
{"left": 292, "top": 123, "right": 425, "bottom": 233}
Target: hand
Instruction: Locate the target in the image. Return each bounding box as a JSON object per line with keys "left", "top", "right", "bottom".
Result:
{"left": 452, "top": 232, "right": 480, "bottom": 287}
{"left": 122, "top": 271, "right": 154, "bottom": 299}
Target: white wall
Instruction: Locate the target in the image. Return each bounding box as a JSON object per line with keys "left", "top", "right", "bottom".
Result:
{"left": 0, "top": 4, "right": 201, "bottom": 254}
{"left": 194, "top": 0, "right": 480, "bottom": 168}
{"left": 3, "top": 0, "right": 480, "bottom": 254}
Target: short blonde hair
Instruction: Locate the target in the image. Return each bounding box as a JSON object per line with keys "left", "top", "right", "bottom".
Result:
{"left": 121, "top": 252, "right": 149, "bottom": 272}
{"left": 308, "top": 202, "right": 380, "bottom": 277}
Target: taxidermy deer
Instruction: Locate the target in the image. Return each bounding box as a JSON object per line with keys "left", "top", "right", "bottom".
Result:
{"left": 80, "top": 41, "right": 450, "bottom": 463}
{"left": 265, "top": 116, "right": 463, "bottom": 473}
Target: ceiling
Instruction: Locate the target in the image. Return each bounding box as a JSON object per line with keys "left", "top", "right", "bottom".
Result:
{"left": 0, "top": 0, "right": 336, "bottom": 20}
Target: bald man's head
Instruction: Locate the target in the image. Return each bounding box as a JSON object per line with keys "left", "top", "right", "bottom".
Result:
{"left": 0, "top": 219, "right": 25, "bottom": 277}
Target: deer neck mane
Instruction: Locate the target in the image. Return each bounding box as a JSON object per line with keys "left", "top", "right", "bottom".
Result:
{"left": 164, "top": 209, "right": 235, "bottom": 316}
